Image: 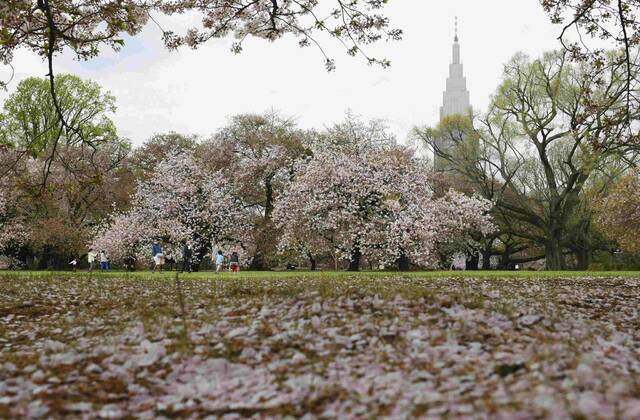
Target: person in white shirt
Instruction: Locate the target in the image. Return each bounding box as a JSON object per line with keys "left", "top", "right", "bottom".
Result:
{"left": 100, "top": 250, "right": 109, "bottom": 271}
{"left": 215, "top": 251, "right": 224, "bottom": 272}
{"left": 87, "top": 248, "right": 97, "bottom": 272}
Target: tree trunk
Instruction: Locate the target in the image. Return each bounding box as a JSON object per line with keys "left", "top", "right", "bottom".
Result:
{"left": 40, "top": 246, "right": 53, "bottom": 270}
{"left": 249, "top": 252, "right": 266, "bottom": 270}
{"left": 575, "top": 247, "right": 590, "bottom": 270}
{"left": 545, "top": 238, "right": 565, "bottom": 270}
{"left": 264, "top": 176, "right": 274, "bottom": 220}
{"left": 465, "top": 252, "right": 479, "bottom": 270}
{"left": 247, "top": 176, "right": 276, "bottom": 271}
{"left": 348, "top": 247, "right": 361, "bottom": 272}
{"left": 481, "top": 249, "right": 492, "bottom": 270}
{"left": 308, "top": 252, "right": 317, "bottom": 271}
{"left": 396, "top": 253, "right": 410, "bottom": 271}
{"left": 191, "top": 242, "right": 209, "bottom": 272}
{"left": 250, "top": 222, "right": 275, "bottom": 270}
{"left": 499, "top": 246, "right": 512, "bottom": 270}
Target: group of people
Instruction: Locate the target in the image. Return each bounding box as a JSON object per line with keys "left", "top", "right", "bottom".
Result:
{"left": 72, "top": 243, "right": 240, "bottom": 273}
{"left": 149, "top": 241, "right": 241, "bottom": 273}
{"left": 81, "top": 249, "right": 109, "bottom": 272}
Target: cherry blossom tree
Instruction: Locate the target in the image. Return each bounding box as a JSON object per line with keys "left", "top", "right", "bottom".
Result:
{"left": 93, "top": 153, "right": 251, "bottom": 267}
{"left": 0, "top": 75, "right": 132, "bottom": 268}
{"left": 90, "top": 211, "right": 144, "bottom": 267}
{"left": 273, "top": 149, "right": 495, "bottom": 271}
{"left": 198, "top": 112, "right": 309, "bottom": 269}
{"left": 305, "top": 112, "right": 397, "bottom": 156}
{"left": 130, "top": 132, "right": 199, "bottom": 180}
{"left": 6, "top": 144, "right": 133, "bottom": 268}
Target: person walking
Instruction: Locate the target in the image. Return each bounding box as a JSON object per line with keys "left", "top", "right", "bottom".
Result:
{"left": 215, "top": 250, "right": 224, "bottom": 273}
{"left": 69, "top": 258, "right": 78, "bottom": 272}
{"left": 152, "top": 241, "right": 163, "bottom": 272}
{"left": 165, "top": 250, "right": 176, "bottom": 271}
{"left": 181, "top": 242, "right": 192, "bottom": 273}
{"left": 99, "top": 250, "right": 109, "bottom": 271}
{"left": 229, "top": 251, "right": 239, "bottom": 274}
{"left": 87, "top": 248, "right": 97, "bottom": 272}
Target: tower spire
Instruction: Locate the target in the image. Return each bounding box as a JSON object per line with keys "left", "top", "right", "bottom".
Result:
{"left": 439, "top": 15, "right": 470, "bottom": 120}
{"left": 452, "top": 17, "right": 460, "bottom": 65}
{"left": 435, "top": 15, "right": 473, "bottom": 171}
{"left": 454, "top": 16, "right": 458, "bottom": 42}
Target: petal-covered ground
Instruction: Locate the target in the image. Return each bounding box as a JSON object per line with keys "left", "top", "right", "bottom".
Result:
{"left": 1, "top": 274, "right": 639, "bottom": 419}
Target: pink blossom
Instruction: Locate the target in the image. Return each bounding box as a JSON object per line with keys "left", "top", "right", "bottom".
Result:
{"left": 274, "top": 149, "right": 494, "bottom": 267}
{"left": 93, "top": 153, "right": 252, "bottom": 264}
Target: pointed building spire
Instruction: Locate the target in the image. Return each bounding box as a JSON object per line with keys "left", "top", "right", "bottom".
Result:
{"left": 435, "top": 16, "right": 473, "bottom": 171}
{"left": 454, "top": 16, "right": 458, "bottom": 42}
{"left": 440, "top": 16, "right": 469, "bottom": 120}
{"left": 452, "top": 17, "right": 460, "bottom": 65}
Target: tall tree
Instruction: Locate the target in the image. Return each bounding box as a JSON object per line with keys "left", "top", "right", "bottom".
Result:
{"left": 93, "top": 153, "right": 251, "bottom": 266}
{"left": 0, "top": 74, "right": 131, "bottom": 267}
{"left": 199, "top": 112, "right": 309, "bottom": 269}
{"left": 130, "top": 132, "right": 199, "bottom": 179}
{"left": 307, "top": 112, "right": 398, "bottom": 156}
{"left": 417, "top": 50, "right": 640, "bottom": 270}
{"left": 273, "top": 148, "right": 494, "bottom": 271}
{"left": 0, "top": 74, "right": 119, "bottom": 187}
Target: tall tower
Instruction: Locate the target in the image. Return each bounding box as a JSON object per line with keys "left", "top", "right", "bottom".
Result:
{"left": 440, "top": 17, "right": 470, "bottom": 119}
{"left": 435, "top": 18, "right": 471, "bottom": 170}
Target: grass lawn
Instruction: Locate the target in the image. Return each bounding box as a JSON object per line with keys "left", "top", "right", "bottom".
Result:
{"left": 2, "top": 268, "right": 640, "bottom": 280}
{"left": 1, "top": 272, "right": 639, "bottom": 418}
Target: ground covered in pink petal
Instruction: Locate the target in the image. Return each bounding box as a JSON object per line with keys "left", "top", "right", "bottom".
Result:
{"left": 1, "top": 275, "right": 639, "bottom": 419}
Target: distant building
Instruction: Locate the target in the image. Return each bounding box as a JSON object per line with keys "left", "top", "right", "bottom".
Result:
{"left": 437, "top": 19, "right": 475, "bottom": 270}
{"left": 435, "top": 17, "right": 472, "bottom": 171}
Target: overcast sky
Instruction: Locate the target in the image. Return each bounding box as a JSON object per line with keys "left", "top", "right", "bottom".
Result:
{"left": 0, "top": 1, "right": 565, "bottom": 147}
